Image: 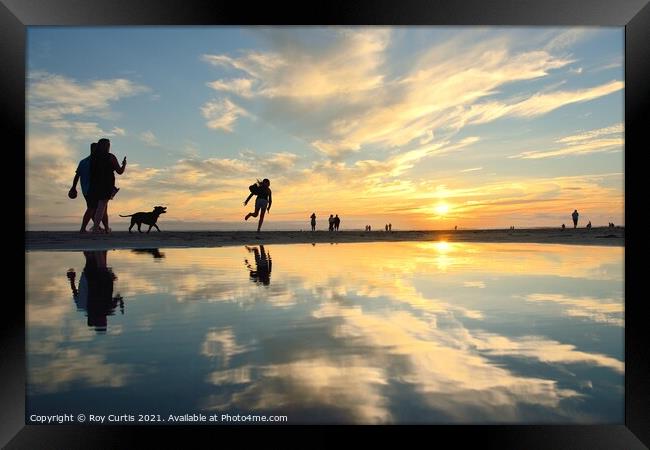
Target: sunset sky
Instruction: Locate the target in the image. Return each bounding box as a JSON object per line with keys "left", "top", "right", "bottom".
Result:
{"left": 26, "top": 27, "right": 624, "bottom": 230}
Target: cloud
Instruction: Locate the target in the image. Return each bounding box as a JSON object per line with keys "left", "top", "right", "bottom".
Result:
{"left": 139, "top": 130, "right": 160, "bottom": 146}
{"left": 200, "top": 29, "right": 621, "bottom": 166}
{"left": 28, "top": 71, "right": 148, "bottom": 122}
{"left": 201, "top": 98, "right": 250, "bottom": 131}
{"left": 460, "top": 167, "right": 483, "bottom": 173}
{"left": 207, "top": 78, "right": 256, "bottom": 98}
{"left": 203, "top": 28, "right": 390, "bottom": 100}
{"left": 511, "top": 123, "right": 623, "bottom": 159}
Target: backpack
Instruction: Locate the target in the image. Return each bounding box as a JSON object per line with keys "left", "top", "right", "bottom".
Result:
{"left": 249, "top": 180, "right": 262, "bottom": 195}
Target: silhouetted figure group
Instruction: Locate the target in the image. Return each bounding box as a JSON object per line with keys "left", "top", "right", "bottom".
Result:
{"left": 364, "top": 225, "right": 372, "bottom": 231}
{"left": 384, "top": 223, "right": 392, "bottom": 231}
{"left": 608, "top": 222, "right": 615, "bottom": 228}
{"left": 327, "top": 214, "right": 341, "bottom": 231}
{"left": 66, "top": 250, "right": 124, "bottom": 333}
{"left": 69, "top": 138, "right": 127, "bottom": 233}
{"left": 244, "top": 179, "right": 272, "bottom": 233}
{"left": 244, "top": 245, "right": 272, "bottom": 285}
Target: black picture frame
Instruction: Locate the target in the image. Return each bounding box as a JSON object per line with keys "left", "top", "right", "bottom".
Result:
{"left": 5, "top": 0, "right": 648, "bottom": 447}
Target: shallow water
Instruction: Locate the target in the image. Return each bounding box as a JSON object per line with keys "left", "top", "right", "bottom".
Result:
{"left": 26, "top": 242, "right": 624, "bottom": 424}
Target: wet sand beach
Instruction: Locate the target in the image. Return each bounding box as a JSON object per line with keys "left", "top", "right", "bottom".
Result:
{"left": 26, "top": 228, "right": 624, "bottom": 251}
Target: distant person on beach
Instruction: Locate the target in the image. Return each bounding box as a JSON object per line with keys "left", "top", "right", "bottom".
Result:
{"left": 334, "top": 215, "right": 340, "bottom": 231}
{"left": 328, "top": 215, "right": 335, "bottom": 231}
{"left": 454, "top": 225, "right": 457, "bottom": 231}
{"left": 561, "top": 223, "right": 566, "bottom": 230}
{"left": 244, "top": 245, "right": 272, "bottom": 286}
{"left": 89, "top": 138, "right": 126, "bottom": 234}
{"left": 389, "top": 223, "right": 392, "bottom": 231}
{"left": 586, "top": 221, "right": 592, "bottom": 230}
{"left": 385, "top": 224, "right": 388, "bottom": 232}
{"left": 244, "top": 178, "right": 272, "bottom": 233}
{"left": 572, "top": 210, "right": 579, "bottom": 229}
{"left": 310, "top": 213, "right": 316, "bottom": 231}
{"left": 368, "top": 225, "right": 372, "bottom": 231}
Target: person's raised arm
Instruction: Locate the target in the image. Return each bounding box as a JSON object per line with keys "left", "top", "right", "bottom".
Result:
{"left": 244, "top": 192, "right": 254, "bottom": 206}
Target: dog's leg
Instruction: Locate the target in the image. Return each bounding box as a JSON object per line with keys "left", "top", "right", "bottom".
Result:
{"left": 147, "top": 225, "right": 153, "bottom": 233}
{"left": 129, "top": 219, "right": 135, "bottom": 233}
{"left": 154, "top": 224, "right": 161, "bottom": 232}
{"left": 138, "top": 222, "right": 142, "bottom": 233}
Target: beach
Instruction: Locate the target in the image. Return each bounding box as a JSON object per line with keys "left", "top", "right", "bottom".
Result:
{"left": 25, "top": 228, "right": 624, "bottom": 251}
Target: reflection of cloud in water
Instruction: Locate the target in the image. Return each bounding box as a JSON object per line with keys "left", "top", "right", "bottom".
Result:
{"left": 29, "top": 348, "right": 133, "bottom": 394}
{"left": 203, "top": 357, "right": 390, "bottom": 424}
{"left": 201, "top": 327, "right": 252, "bottom": 367}
{"left": 313, "top": 304, "right": 579, "bottom": 420}
{"left": 525, "top": 293, "right": 623, "bottom": 326}
{"left": 27, "top": 243, "right": 623, "bottom": 422}
{"left": 470, "top": 332, "right": 624, "bottom": 374}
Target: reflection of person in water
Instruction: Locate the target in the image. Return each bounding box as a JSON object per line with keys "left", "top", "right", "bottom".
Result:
{"left": 67, "top": 251, "right": 124, "bottom": 333}
{"left": 244, "top": 245, "right": 272, "bottom": 286}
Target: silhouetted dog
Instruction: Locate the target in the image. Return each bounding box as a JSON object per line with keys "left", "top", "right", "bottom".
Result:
{"left": 120, "top": 206, "right": 167, "bottom": 233}
{"left": 131, "top": 248, "right": 166, "bottom": 258}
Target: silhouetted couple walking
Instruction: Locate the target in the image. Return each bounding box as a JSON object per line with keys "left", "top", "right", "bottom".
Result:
{"left": 69, "top": 138, "right": 126, "bottom": 233}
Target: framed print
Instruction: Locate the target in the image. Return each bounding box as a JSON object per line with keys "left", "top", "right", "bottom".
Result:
{"left": 5, "top": 0, "right": 649, "bottom": 447}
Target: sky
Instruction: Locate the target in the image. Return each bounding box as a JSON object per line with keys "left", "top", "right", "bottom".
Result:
{"left": 25, "top": 27, "right": 624, "bottom": 230}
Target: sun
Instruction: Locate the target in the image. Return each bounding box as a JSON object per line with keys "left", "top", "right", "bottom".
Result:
{"left": 434, "top": 203, "right": 450, "bottom": 216}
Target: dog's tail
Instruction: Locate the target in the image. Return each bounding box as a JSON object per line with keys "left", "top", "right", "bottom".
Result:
{"left": 119, "top": 214, "right": 133, "bottom": 217}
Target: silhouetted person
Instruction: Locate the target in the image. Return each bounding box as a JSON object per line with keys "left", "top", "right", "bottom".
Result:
{"left": 328, "top": 214, "right": 334, "bottom": 231}
{"left": 454, "top": 225, "right": 457, "bottom": 231}
{"left": 385, "top": 224, "right": 388, "bottom": 231}
{"left": 368, "top": 225, "right": 372, "bottom": 231}
{"left": 68, "top": 251, "right": 124, "bottom": 333}
{"left": 69, "top": 142, "right": 100, "bottom": 232}
{"left": 561, "top": 223, "right": 566, "bottom": 230}
{"left": 310, "top": 213, "right": 316, "bottom": 231}
{"left": 572, "top": 209, "right": 579, "bottom": 229}
{"left": 244, "top": 245, "right": 272, "bottom": 286}
{"left": 586, "top": 221, "right": 592, "bottom": 230}
{"left": 89, "top": 138, "right": 126, "bottom": 233}
{"left": 334, "top": 214, "right": 340, "bottom": 231}
{"left": 244, "top": 178, "right": 272, "bottom": 233}
{"left": 389, "top": 223, "right": 392, "bottom": 232}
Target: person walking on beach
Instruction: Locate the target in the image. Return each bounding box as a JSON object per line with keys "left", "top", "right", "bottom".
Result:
{"left": 328, "top": 214, "right": 335, "bottom": 231}
{"left": 89, "top": 138, "right": 126, "bottom": 233}
{"left": 334, "top": 214, "right": 340, "bottom": 231}
{"left": 69, "top": 142, "right": 99, "bottom": 233}
{"left": 310, "top": 213, "right": 316, "bottom": 231}
{"left": 389, "top": 223, "right": 392, "bottom": 232}
{"left": 244, "top": 178, "right": 272, "bottom": 233}
{"left": 385, "top": 224, "right": 388, "bottom": 232}
{"left": 572, "top": 209, "right": 579, "bottom": 229}
{"left": 586, "top": 221, "right": 592, "bottom": 230}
